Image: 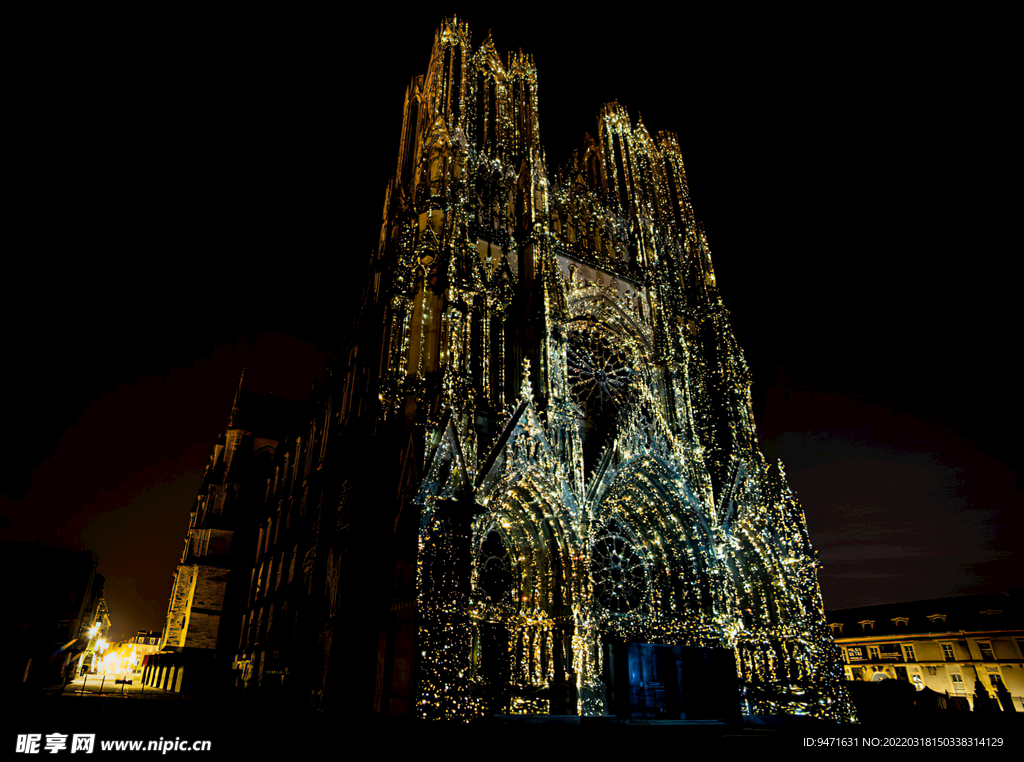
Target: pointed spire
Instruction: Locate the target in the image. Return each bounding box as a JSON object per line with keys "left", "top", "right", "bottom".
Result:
{"left": 479, "top": 29, "right": 501, "bottom": 65}
{"left": 635, "top": 112, "right": 653, "bottom": 143}
{"left": 520, "top": 358, "right": 533, "bottom": 400}
{"left": 227, "top": 368, "right": 246, "bottom": 429}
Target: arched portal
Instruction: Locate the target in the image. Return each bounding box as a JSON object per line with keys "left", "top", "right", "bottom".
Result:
{"left": 724, "top": 520, "right": 794, "bottom": 632}
{"left": 589, "top": 456, "right": 716, "bottom": 644}
{"left": 470, "top": 470, "right": 584, "bottom": 715}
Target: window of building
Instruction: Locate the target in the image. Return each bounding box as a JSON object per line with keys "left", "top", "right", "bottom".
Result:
{"left": 868, "top": 646, "right": 880, "bottom": 661}
{"left": 858, "top": 620, "right": 875, "bottom": 632}
{"left": 988, "top": 671, "right": 1004, "bottom": 692}
{"left": 891, "top": 617, "right": 909, "bottom": 628}
{"left": 903, "top": 644, "right": 916, "bottom": 662}
{"left": 978, "top": 642, "right": 994, "bottom": 661}
{"left": 851, "top": 667, "right": 864, "bottom": 681}
{"left": 941, "top": 643, "right": 956, "bottom": 661}
{"left": 950, "top": 673, "right": 966, "bottom": 694}
{"left": 879, "top": 643, "right": 902, "bottom": 660}
{"left": 926, "top": 613, "right": 946, "bottom": 624}
{"left": 829, "top": 622, "right": 844, "bottom": 636}
{"left": 979, "top": 609, "right": 1002, "bottom": 616}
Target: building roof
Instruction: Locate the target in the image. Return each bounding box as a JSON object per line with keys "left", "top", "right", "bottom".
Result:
{"left": 826, "top": 589, "right": 1023, "bottom": 638}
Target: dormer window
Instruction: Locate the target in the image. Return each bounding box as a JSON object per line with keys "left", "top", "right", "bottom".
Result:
{"left": 979, "top": 609, "right": 1002, "bottom": 616}
{"left": 891, "top": 617, "right": 909, "bottom": 627}
{"left": 858, "top": 620, "right": 875, "bottom": 632}
{"left": 926, "top": 614, "right": 946, "bottom": 624}
{"left": 829, "top": 623, "right": 844, "bottom": 636}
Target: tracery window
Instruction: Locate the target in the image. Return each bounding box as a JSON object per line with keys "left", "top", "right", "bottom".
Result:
{"left": 590, "top": 518, "right": 647, "bottom": 615}
{"left": 566, "top": 322, "right": 633, "bottom": 419}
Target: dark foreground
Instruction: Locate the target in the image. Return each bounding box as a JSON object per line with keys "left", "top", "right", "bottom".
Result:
{"left": 8, "top": 689, "right": 1023, "bottom": 757}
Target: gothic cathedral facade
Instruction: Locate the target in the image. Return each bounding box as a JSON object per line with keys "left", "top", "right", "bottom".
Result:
{"left": 360, "top": 18, "right": 854, "bottom": 721}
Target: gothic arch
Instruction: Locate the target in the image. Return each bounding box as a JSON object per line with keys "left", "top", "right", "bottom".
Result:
{"left": 469, "top": 464, "right": 584, "bottom": 706}
{"left": 473, "top": 475, "right": 582, "bottom": 619}
{"left": 724, "top": 521, "right": 793, "bottom": 631}
{"left": 721, "top": 467, "right": 800, "bottom": 632}
{"left": 566, "top": 285, "right": 652, "bottom": 355}
{"left": 589, "top": 455, "right": 715, "bottom": 638}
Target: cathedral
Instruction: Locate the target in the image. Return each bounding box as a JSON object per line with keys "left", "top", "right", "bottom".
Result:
{"left": 365, "top": 17, "right": 852, "bottom": 721}
{"left": 156, "top": 17, "right": 854, "bottom": 723}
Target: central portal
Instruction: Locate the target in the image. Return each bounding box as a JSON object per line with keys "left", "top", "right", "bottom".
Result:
{"left": 604, "top": 643, "right": 741, "bottom": 722}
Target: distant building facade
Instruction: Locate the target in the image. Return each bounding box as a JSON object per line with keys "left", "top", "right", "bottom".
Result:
{"left": 100, "top": 631, "right": 161, "bottom": 679}
{"left": 828, "top": 591, "right": 1023, "bottom": 712}
{"left": 156, "top": 17, "right": 854, "bottom": 722}
{"left": 129, "top": 630, "right": 162, "bottom": 668}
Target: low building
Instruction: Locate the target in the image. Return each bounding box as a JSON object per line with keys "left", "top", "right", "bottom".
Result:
{"left": 96, "top": 631, "right": 160, "bottom": 680}
{"left": 827, "top": 590, "right": 1023, "bottom": 712}
{"left": 130, "top": 629, "right": 162, "bottom": 657}
{"left": 116, "top": 631, "right": 161, "bottom": 678}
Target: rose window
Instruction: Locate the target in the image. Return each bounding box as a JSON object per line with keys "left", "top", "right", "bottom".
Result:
{"left": 566, "top": 323, "right": 633, "bottom": 418}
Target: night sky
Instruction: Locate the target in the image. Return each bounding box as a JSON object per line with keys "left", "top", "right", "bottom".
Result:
{"left": 4, "top": 10, "right": 1018, "bottom": 643}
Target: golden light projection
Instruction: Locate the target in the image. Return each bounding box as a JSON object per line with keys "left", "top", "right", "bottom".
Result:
{"left": 374, "top": 17, "right": 855, "bottom": 722}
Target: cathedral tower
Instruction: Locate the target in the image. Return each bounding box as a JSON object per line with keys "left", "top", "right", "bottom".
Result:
{"left": 360, "top": 18, "right": 854, "bottom": 721}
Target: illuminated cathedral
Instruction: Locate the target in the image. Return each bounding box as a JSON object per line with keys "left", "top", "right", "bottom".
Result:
{"left": 366, "top": 18, "right": 854, "bottom": 721}
{"left": 156, "top": 16, "right": 854, "bottom": 724}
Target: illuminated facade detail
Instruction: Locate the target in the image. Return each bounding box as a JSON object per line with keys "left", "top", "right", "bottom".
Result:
{"left": 370, "top": 18, "right": 854, "bottom": 721}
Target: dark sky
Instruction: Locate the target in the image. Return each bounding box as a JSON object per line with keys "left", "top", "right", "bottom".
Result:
{"left": 4, "top": 10, "right": 1018, "bottom": 642}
